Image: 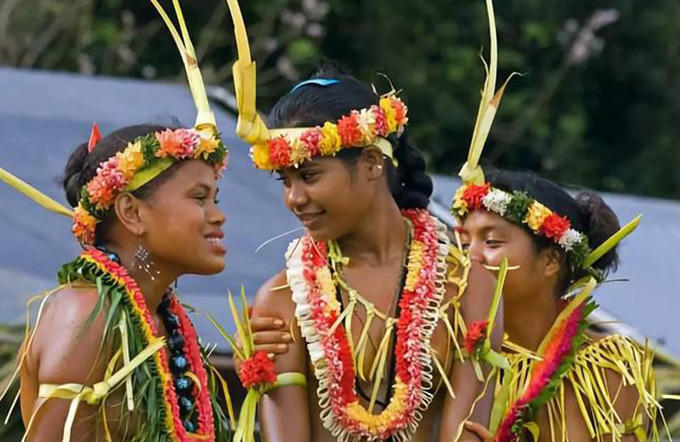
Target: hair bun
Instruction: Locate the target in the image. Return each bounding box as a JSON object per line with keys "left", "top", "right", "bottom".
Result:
{"left": 575, "top": 191, "right": 620, "bottom": 272}
{"left": 390, "top": 131, "right": 433, "bottom": 210}
{"left": 63, "top": 142, "right": 90, "bottom": 207}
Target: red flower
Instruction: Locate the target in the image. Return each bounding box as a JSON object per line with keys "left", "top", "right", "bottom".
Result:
{"left": 462, "top": 183, "right": 491, "bottom": 211}
{"left": 464, "top": 320, "right": 489, "bottom": 354}
{"left": 391, "top": 99, "right": 408, "bottom": 125}
{"left": 540, "top": 213, "right": 571, "bottom": 241}
{"left": 337, "top": 114, "right": 362, "bottom": 146}
{"left": 239, "top": 351, "right": 277, "bottom": 388}
{"left": 268, "top": 137, "right": 292, "bottom": 168}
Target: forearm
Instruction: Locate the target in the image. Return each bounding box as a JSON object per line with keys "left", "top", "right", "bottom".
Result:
{"left": 259, "top": 386, "right": 311, "bottom": 442}
{"left": 437, "top": 359, "right": 494, "bottom": 442}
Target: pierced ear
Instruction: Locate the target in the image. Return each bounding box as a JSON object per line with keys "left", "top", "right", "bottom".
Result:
{"left": 542, "top": 247, "right": 563, "bottom": 279}
{"left": 360, "top": 146, "right": 385, "bottom": 181}
{"left": 113, "top": 193, "right": 146, "bottom": 236}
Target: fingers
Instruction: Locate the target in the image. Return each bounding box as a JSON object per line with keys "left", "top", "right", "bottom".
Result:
{"left": 250, "top": 316, "right": 286, "bottom": 331}
{"left": 464, "top": 421, "right": 493, "bottom": 440}
{"left": 253, "top": 344, "right": 289, "bottom": 355}
{"left": 252, "top": 330, "right": 292, "bottom": 355}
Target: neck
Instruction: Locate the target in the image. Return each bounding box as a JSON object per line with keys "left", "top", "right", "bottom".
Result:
{"left": 106, "top": 244, "right": 178, "bottom": 312}
{"left": 504, "top": 289, "right": 561, "bottom": 352}
{"left": 336, "top": 196, "right": 406, "bottom": 265}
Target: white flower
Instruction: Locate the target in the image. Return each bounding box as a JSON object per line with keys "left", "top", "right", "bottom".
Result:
{"left": 558, "top": 228, "right": 583, "bottom": 251}
{"left": 482, "top": 189, "right": 512, "bottom": 216}
{"left": 308, "top": 341, "right": 325, "bottom": 363}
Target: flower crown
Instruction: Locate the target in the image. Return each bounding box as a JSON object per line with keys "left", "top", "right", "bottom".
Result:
{"left": 452, "top": 183, "right": 591, "bottom": 272}
{"left": 73, "top": 128, "right": 228, "bottom": 245}
{"left": 249, "top": 95, "right": 408, "bottom": 170}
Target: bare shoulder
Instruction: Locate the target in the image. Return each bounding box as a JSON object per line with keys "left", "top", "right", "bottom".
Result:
{"left": 252, "top": 270, "right": 296, "bottom": 322}
{"left": 31, "top": 284, "right": 109, "bottom": 385}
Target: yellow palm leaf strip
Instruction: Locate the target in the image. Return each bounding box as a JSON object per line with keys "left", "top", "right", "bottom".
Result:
{"left": 431, "top": 348, "right": 456, "bottom": 399}
{"left": 585, "top": 215, "right": 641, "bottom": 268}
{"left": 453, "top": 365, "right": 498, "bottom": 442}
{"left": 2, "top": 288, "right": 59, "bottom": 424}
{"left": 210, "top": 365, "right": 237, "bottom": 429}
{"left": 440, "top": 310, "right": 464, "bottom": 363}
{"left": 502, "top": 338, "right": 541, "bottom": 360}
{"left": 536, "top": 276, "right": 595, "bottom": 355}
{"left": 355, "top": 306, "right": 375, "bottom": 381}
{"left": 101, "top": 394, "right": 113, "bottom": 442}
{"left": 240, "top": 287, "right": 254, "bottom": 352}
{"left": 327, "top": 297, "right": 356, "bottom": 336}
{"left": 569, "top": 370, "right": 598, "bottom": 438}
{"left": 170, "top": 0, "right": 215, "bottom": 129}
{"left": 228, "top": 290, "right": 252, "bottom": 356}
{"left": 343, "top": 294, "right": 357, "bottom": 363}
{"left": 117, "top": 313, "right": 134, "bottom": 411}
{"left": 572, "top": 360, "right": 611, "bottom": 435}
{"left": 0, "top": 168, "right": 73, "bottom": 217}
{"left": 368, "top": 318, "right": 396, "bottom": 413}
{"left": 486, "top": 257, "right": 508, "bottom": 338}
{"left": 149, "top": 0, "right": 187, "bottom": 61}
{"left": 224, "top": 0, "right": 269, "bottom": 144}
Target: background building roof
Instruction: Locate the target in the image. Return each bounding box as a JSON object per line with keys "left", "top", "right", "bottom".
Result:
{"left": 1, "top": 67, "right": 678, "bottom": 357}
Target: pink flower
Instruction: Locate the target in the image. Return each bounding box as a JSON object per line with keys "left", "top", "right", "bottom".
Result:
{"left": 300, "top": 128, "right": 323, "bottom": 157}
{"left": 155, "top": 129, "right": 193, "bottom": 159}
{"left": 87, "top": 158, "right": 126, "bottom": 209}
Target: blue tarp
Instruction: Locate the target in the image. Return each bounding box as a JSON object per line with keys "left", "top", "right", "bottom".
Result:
{"left": 1, "top": 67, "right": 678, "bottom": 356}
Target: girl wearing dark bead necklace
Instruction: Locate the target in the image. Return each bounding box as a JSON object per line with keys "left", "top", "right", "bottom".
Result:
{"left": 0, "top": 2, "right": 235, "bottom": 440}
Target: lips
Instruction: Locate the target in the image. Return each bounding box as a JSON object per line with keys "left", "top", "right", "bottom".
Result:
{"left": 296, "top": 211, "right": 324, "bottom": 228}
{"left": 205, "top": 230, "right": 226, "bottom": 254}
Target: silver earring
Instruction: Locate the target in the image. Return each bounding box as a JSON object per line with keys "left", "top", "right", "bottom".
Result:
{"left": 377, "top": 165, "right": 383, "bottom": 170}
{"left": 134, "top": 240, "right": 160, "bottom": 281}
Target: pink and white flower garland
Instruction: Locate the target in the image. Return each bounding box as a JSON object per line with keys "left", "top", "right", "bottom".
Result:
{"left": 285, "top": 209, "right": 449, "bottom": 441}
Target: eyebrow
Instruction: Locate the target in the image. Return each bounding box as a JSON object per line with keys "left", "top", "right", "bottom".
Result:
{"left": 462, "top": 223, "right": 505, "bottom": 236}
{"left": 191, "top": 182, "right": 217, "bottom": 193}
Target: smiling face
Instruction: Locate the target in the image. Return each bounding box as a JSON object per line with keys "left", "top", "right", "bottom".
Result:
{"left": 277, "top": 153, "right": 379, "bottom": 241}
{"left": 135, "top": 160, "right": 227, "bottom": 275}
{"left": 460, "top": 210, "right": 562, "bottom": 301}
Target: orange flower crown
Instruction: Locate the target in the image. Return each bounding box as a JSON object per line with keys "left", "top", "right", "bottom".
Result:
{"left": 73, "top": 128, "right": 228, "bottom": 245}
{"left": 249, "top": 94, "right": 408, "bottom": 170}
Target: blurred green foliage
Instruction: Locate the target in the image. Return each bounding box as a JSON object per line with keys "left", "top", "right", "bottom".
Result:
{"left": 1, "top": 0, "right": 679, "bottom": 199}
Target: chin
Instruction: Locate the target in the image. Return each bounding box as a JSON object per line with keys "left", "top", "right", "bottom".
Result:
{"left": 190, "top": 257, "right": 226, "bottom": 275}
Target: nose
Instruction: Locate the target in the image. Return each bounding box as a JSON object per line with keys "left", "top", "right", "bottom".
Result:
{"left": 467, "top": 239, "right": 485, "bottom": 264}
{"left": 284, "top": 181, "right": 309, "bottom": 213}
{"left": 209, "top": 204, "right": 226, "bottom": 226}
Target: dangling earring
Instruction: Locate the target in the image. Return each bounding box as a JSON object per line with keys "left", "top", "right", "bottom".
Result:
{"left": 134, "top": 239, "right": 161, "bottom": 281}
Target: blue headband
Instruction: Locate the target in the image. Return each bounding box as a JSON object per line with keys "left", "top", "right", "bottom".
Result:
{"left": 289, "top": 78, "right": 340, "bottom": 94}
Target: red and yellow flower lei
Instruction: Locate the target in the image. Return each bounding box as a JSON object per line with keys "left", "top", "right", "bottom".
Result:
{"left": 82, "top": 248, "right": 215, "bottom": 441}
{"left": 495, "top": 297, "right": 594, "bottom": 442}
{"left": 286, "top": 209, "right": 448, "bottom": 440}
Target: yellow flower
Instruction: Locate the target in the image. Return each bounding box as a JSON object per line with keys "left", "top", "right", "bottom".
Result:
{"left": 116, "top": 141, "right": 145, "bottom": 180}
{"left": 344, "top": 378, "right": 408, "bottom": 431}
{"left": 289, "top": 138, "right": 309, "bottom": 166}
{"left": 380, "top": 97, "right": 398, "bottom": 133}
{"left": 194, "top": 130, "right": 220, "bottom": 159}
{"left": 250, "top": 143, "right": 273, "bottom": 170}
{"left": 452, "top": 186, "right": 468, "bottom": 216}
{"left": 404, "top": 241, "right": 424, "bottom": 291}
{"left": 319, "top": 122, "right": 341, "bottom": 155}
{"left": 524, "top": 201, "right": 552, "bottom": 231}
